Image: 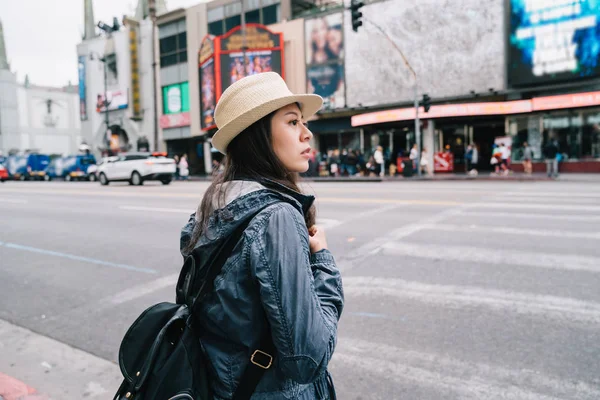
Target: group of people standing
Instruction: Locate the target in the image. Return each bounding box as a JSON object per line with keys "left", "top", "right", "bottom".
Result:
{"left": 173, "top": 154, "right": 189, "bottom": 180}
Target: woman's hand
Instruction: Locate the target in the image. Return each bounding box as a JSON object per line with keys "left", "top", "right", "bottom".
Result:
{"left": 308, "top": 225, "right": 328, "bottom": 254}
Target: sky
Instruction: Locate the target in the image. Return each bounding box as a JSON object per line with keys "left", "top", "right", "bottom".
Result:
{"left": 0, "top": 0, "right": 202, "bottom": 87}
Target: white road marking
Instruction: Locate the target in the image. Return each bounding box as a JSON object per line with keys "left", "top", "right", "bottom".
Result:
{"left": 317, "top": 204, "right": 403, "bottom": 231}
{"left": 485, "top": 196, "right": 600, "bottom": 205}
{"left": 108, "top": 273, "right": 179, "bottom": 306}
{"left": 0, "top": 197, "right": 28, "bottom": 204}
{"left": 119, "top": 205, "right": 192, "bottom": 213}
{"left": 339, "top": 207, "right": 466, "bottom": 267}
{"left": 459, "top": 211, "right": 600, "bottom": 222}
{"left": 0, "top": 241, "right": 157, "bottom": 274}
{"left": 424, "top": 223, "right": 600, "bottom": 240}
{"left": 380, "top": 241, "right": 600, "bottom": 274}
{"left": 343, "top": 276, "right": 600, "bottom": 324}
{"left": 472, "top": 202, "right": 600, "bottom": 212}
{"left": 334, "top": 338, "right": 600, "bottom": 400}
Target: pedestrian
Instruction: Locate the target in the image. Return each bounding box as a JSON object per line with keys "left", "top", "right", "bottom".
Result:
{"left": 178, "top": 154, "right": 189, "bottom": 180}
{"left": 544, "top": 138, "right": 560, "bottom": 178}
{"left": 409, "top": 143, "right": 418, "bottom": 172}
{"left": 522, "top": 141, "right": 533, "bottom": 175}
{"left": 500, "top": 143, "right": 511, "bottom": 176}
{"left": 420, "top": 147, "right": 431, "bottom": 176}
{"left": 174, "top": 155, "right": 180, "bottom": 180}
{"left": 374, "top": 145, "right": 384, "bottom": 177}
{"left": 180, "top": 72, "right": 343, "bottom": 399}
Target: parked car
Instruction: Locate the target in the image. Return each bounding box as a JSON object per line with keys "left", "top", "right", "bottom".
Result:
{"left": 44, "top": 154, "right": 97, "bottom": 181}
{"left": 6, "top": 154, "right": 50, "bottom": 180}
{"left": 0, "top": 163, "right": 8, "bottom": 182}
{"left": 96, "top": 152, "right": 176, "bottom": 186}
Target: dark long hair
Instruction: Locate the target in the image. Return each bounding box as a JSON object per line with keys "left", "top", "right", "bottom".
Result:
{"left": 183, "top": 110, "right": 316, "bottom": 254}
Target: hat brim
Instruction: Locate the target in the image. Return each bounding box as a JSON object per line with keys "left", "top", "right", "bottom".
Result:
{"left": 212, "top": 94, "right": 323, "bottom": 154}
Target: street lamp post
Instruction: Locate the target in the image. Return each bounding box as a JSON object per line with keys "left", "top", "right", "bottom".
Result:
{"left": 148, "top": 0, "right": 159, "bottom": 152}
{"left": 358, "top": 16, "right": 423, "bottom": 176}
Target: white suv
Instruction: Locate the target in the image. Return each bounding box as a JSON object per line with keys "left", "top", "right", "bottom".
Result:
{"left": 97, "top": 152, "right": 177, "bottom": 186}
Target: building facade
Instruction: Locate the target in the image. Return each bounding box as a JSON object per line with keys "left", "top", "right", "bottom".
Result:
{"left": 0, "top": 19, "right": 82, "bottom": 157}
{"left": 156, "top": 0, "right": 306, "bottom": 175}
{"left": 76, "top": 0, "right": 166, "bottom": 157}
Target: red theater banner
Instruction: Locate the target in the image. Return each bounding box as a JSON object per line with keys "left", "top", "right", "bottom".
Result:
{"left": 199, "top": 25, "right": 284, "bottom": 132}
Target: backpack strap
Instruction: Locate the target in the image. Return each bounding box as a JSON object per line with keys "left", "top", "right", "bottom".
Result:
{"left": 185, "top": 205, "right": 277, "bottom": 400}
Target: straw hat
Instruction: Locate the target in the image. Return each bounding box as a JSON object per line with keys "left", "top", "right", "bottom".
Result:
{"left": 211, "top": 72, "right": 323, "bottom": 154}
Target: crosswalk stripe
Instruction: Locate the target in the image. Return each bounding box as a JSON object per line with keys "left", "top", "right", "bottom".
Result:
{"left": 333, "top": 338, "right": 600, "bottom": 400}
{"left": 471, "top": 202, "right": 600, "bottom": 212}
{"left": 343, "top": 277, "right": 600, "bottom": 324}
{"left": 459, "top": 211, "right": 600, "bottom": 222}
{"left": 380, "top": 241, "right": 600, "bottom": 274}
{"left": 424, "top": 223, "right": 600, "bottom": 240}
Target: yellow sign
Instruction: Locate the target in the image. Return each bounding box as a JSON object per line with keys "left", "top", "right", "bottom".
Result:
{"left": 129, "top": 22, "right": 142, "bottom": 120}
{"left": 199, "top": 36, "right": 215, "bottom": 65}
{"left": 222, "top": 26, "right": 277, "bottom": 51}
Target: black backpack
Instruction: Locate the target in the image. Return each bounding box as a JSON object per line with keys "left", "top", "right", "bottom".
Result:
{"left": 114, "top": 208, "right": 275, "bottom": 400}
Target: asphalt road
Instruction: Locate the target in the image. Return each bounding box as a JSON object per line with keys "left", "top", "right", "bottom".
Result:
{"left": 1, "top": 179, "right": 600, "bottom": 399}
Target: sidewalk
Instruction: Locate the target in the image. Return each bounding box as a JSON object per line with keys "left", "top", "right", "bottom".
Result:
{"left": 187, "top": 173, "right": 600, "bottom": 183}
{"left": 0, "top": 319, "right": 122, "bottom": 400}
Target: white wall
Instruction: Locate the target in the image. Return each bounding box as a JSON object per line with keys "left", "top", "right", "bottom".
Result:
{"left": 344, "top": 0, "right": 505, "bottom": 107}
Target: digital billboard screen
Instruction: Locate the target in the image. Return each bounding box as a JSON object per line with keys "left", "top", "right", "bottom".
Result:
{"left": 508, "top": 0, "right": 600, "bottom": 86}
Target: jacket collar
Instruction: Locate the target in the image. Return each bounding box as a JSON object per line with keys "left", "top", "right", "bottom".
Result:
{"left": 233, "top": 176, "right": 315, "bottom": 216}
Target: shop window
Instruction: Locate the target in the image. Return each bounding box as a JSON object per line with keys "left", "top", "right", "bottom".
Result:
{"left": 262, "top": 4, "right": 280, "bottom": 25}
{"left": 159, "top": 31, "right": 187, "bottom": 68}
{"left": 246, "top": 9, "right": 260, "bottom": 24}
{"left": 208, "top": 21, "right": 224, "bottom": 36}
{"left": 225, "top": 15, "right": 242, "bottom": 31}
{"left": 581, "top": 111, "right": 600, "bottom": 159}
{"left": 543, "top": 113, "right": 580, "bottom": 160}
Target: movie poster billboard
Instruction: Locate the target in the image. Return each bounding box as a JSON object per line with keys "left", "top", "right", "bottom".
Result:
{"left": 223, "top": 50, "right": 279, "bottom": 87}
{"left": 199, "top": 35, "right": 216, "bottom": 131}
{"left": 200, "top": 59, "right": 216, "bottom": 130}
{"left": 217, "top": 24, "right": 283, "bottom": 95}
{"left": 78, "top": 55, "right": 87, "bottom": 120}
{"left": 305, "top": 12, "right": 345, "bottom": 110}
{"left": 508, "top": 0, "right": 600, "bottom": 87}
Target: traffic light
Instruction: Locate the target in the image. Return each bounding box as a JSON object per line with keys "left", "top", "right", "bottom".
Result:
{"left": 350, "top": 0, "right": 364, "bottom": 32}
{"left": 421, "top": 94, "right": 432, "bottom": 113}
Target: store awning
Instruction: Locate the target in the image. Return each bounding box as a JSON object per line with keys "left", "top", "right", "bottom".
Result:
{"left": 351, "top": 90, "right": 600, "bottom": 127}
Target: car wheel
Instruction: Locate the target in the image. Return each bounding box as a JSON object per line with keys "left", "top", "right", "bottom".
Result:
{"left": 131, "top": 171, "right": 143, "bottom": 186}
{"left": 19, "top": 175, "right": 25, "bottom": 181}
{"left": 99, "top": 173, "right": 109, "bottom": 186}
{"left": 44, "top": 175, "right": 51, "bottom": 181}
{"left": 161, "top": 178, "right": 172, "bottom": 185}
{"left": 65, "top": 175, "right": 72, "bottom": 182}
{"left": 89, "top": 174, "right": 97, "bottom": 182}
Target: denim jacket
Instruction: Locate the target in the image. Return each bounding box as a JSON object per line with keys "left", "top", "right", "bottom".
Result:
{"left": 180, "top": 179, "right": 344, "bottom": 400}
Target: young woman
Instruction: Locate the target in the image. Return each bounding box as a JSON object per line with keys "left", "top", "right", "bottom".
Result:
{"left": 180, "top": 72, "right": 344, "bottom": 399}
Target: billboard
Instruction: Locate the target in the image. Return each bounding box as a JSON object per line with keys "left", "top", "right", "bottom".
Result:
{"left": 508, "top": 0, "right": 600, "bottom": 86}
{"left": 216, "top": 24, "right": 284, "bottom": 97}
{"left": 96, "top": 90, "right": 128, "bottom": 113}
{"left": 199, "top": 35, "right": 216, "bottom": 131}
{"left": 162, "top": 82, "right": 190, "bottom": 115}
{"left": 78, "top": 56, "right": 87, "bottom": 120}
{"left": 305, "top": 13, "right": 345, "bottom": 110}
{"left": 200, "top": 59, "right": 216, "bottom": 130}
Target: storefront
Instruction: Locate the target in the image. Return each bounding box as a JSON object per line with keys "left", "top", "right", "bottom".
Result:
{"left": 351, "top": 91, "right": 600, "bottom": 173}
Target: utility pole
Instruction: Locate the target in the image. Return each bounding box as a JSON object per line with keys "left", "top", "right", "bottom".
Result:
{"left": 359, "top": 16, "right": 422, "bottom": 176}
{"left": 102, "top": 56, "right": 111, "bottom": 154}
{"left": 149, "top": 0, "right": 159, "bottom": 152}
{"left": 90, "top": 52, "right": 112, "bottom": 155}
